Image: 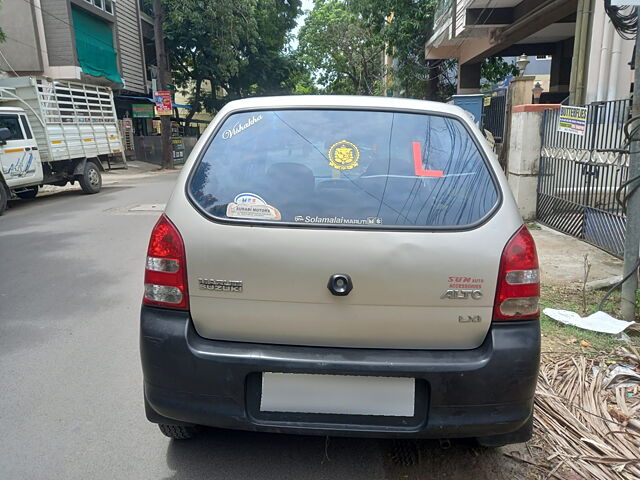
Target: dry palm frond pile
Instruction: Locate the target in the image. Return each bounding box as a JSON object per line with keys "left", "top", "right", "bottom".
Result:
{"left": 534, "top": 346, "right": 640, "bottom": 479}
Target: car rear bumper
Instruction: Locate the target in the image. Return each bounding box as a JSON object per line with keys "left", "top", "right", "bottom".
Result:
{"left": 140, "top": 306, "right": 540, "bottom": 438}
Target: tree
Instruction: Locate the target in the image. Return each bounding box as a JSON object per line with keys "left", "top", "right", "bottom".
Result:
{"left": 162, "top": 0, "right": 301, "bottom": 124}
{"left": 153, "top": 0, "right": 173, "bottom": 169}
{"left": 350, "top": 0, "right": 438, "bottom": 98}
{"left": 290, "top": 64, "right": 320, "bottom": 95}
{"left": 162, "top": 0, "right": 258, "bottom": 125}
{"left": 227, "top": 0, "right": 302, "bottom": 99}
{"left": 295, "top": 0, "right": 519, "bottom": 100}
{"left": 481, "top": 57, "right": 519, "bottom": 88}
{"left": 297, "top": 0, "right": 383, "bottom": 95}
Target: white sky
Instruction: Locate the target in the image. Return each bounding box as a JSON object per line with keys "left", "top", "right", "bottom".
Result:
{"left": 289, "top": 0, "right": 314, "bottom": 49}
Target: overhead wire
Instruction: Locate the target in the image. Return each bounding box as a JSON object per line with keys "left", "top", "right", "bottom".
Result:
{"left": 0, "top": 33, "right": 71, "bottom": 67}
{"left": 604, "top": 0, "right": 638, "bottom": 40}
{"left": 0, "top": 48, "right": 19, "bottom": 76}
{"left": 0, "top": 0, "right": 123, "bottom": 72}
{"left": 17, "top": 0, "right": 121, "bottom": 52}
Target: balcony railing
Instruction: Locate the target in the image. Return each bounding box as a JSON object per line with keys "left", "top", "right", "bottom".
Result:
{"left": 434, "top": 0, "right": 454, "bottom": 21}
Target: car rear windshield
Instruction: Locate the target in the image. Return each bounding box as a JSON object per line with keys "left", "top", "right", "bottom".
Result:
{"left": 188, "top": 109, "right": 499, "bottom": 229}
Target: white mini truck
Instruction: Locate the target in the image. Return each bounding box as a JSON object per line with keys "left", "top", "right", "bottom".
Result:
{"left": 0, "top": 77, "right": 126, "bottom": 214}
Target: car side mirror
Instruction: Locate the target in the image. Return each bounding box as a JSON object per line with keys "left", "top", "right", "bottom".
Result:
{"left": 0, "top": 127, "right": 10, "bottom": 145}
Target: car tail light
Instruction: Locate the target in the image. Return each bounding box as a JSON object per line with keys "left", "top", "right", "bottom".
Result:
{"left": 143, "top": 214, "right": 189, "bottom": 310}
{"left": 493, "top": 225, "right": 540, "bottom": 321}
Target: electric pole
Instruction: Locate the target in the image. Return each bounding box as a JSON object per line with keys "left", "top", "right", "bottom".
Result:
{"left": 153, "top": 0, "right": 173, "bottom": 170}
{"left": 621, "top": 8, "right": 640, "bottom": 321}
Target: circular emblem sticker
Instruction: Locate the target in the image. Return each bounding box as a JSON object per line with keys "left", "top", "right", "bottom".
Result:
{"left": 328, "top": 140, "right": 360, "bottom": 170}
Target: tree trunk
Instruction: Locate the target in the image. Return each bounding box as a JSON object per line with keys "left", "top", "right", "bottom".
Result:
{"left": 424, "top": 60, "right": 437, "bottom": 101}
{"left": 184, "top": 78, "right": 203, "bottom": 127}
{"left": 153, "top": 0, "right": 173, "bottom": 170}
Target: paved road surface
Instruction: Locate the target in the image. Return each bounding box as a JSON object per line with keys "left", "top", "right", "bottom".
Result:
{"left": 0, "top": 172, "right": 533, "bottom": 479}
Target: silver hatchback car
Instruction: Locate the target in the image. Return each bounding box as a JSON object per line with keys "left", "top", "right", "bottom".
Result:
{"left": 140, "top": 96, "right": 540, "bottom": 446}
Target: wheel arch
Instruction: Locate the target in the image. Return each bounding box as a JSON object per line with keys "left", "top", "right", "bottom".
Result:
{"left": 73, "top": 157, "right": 105, "bottom": 176}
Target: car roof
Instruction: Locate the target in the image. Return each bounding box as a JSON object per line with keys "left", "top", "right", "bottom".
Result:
{"left": 0, "top": 106, "right": 25, "bottom": 113}
{"left": 220, "top": 95, "right": 470, "bottom": 118}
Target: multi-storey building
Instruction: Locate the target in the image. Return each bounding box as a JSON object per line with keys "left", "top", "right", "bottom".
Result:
{"left": 427, "top": 0, "right": 633, "bottom": 104}
{"left": 0, "top": 0, "right": 151, "bottom": 118}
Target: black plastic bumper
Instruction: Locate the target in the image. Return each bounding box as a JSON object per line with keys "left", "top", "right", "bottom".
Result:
{"left": 140, "top": 306, "right": 540, "bottom": 438}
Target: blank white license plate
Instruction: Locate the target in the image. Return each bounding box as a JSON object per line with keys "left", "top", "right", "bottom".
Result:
{"left": 260, "top": 373, "right": 415, "bottom": 417}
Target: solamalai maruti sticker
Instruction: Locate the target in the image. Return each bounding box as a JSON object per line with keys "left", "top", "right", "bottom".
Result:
{"left": 226, "top": 193, "right": 281, "bottom": 220}
{"left": 328, "top": 139, "right": 360, "bottom": 170}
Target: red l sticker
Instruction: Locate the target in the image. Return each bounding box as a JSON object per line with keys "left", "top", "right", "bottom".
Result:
{"left": 412, "top": 142, "right": 443, "bottom": 177}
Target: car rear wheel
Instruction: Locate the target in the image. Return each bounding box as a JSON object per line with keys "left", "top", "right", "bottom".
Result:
{"left": 158, "top": 424, "right": 200, "bottom": 440}
{"left": 79, "top": 161, "right": 102, "bottom": 194}
{"left": 16, "top": 185, "right": 38, "bottom": 199}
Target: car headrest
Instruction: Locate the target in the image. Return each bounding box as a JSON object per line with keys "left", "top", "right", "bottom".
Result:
{"left": 266, "top": 162, "right": 315, "bottom": 194}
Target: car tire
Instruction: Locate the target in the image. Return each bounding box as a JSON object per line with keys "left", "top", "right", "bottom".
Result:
{"left": 16, "top": 185, "right": 38, "bottom": 199}
{"left": 476, "top": 414, "right": 534, "bottom": 448}
{"left": 79, "top": 161, "right": 102, "bottom": 194}
{"left": 158, "top": 424, "right": 200, "bottom": 440}
{"left": 0, "top": 182, "right": 7, "bottom": 215}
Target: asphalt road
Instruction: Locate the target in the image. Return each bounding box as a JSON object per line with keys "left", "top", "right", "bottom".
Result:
{"left": 0, "top": 172, "right": 534, "bottom": 480}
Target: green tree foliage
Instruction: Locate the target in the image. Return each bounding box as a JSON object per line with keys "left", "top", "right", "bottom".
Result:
{"left": 481, "top": 57, "right": 519, "bottom": 87}
{"left": 227, "top": 0, "right": 301, "bottom": 99}
{"left": 290, "top": 66, "right": 320, "bottom": 95}
{"left": 350, "top": 0, "right": 438, "bottom": 98}
{"left": 296, "top": 0, "right": 519, "bottom": 99}
{"left": 297, "top": 0, "right": 383, "bottom": 95}
{"left": 162, "top": 0, "right": 301, "bottom": 123}
{"left": 297, "top": 0, "right": 459, "bottom": 100}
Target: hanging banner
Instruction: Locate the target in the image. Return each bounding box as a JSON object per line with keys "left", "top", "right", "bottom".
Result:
{"left": 154, "top": 90, "right": 172, "bottom": 116}
{"left": 557, "top": 106, "right": 588, "bottom": 136}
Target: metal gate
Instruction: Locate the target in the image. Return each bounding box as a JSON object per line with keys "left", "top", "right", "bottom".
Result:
{"left": 481, "top": 94, "right": 507, "bottom": 142}
{"left": 536, "top": 100, "right": 631, "bottom": 258}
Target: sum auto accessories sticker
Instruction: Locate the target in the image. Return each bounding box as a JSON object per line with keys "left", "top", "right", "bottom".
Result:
{"left": 226, "top": 193, "right": 281, "bottom": 220}
{"left": 441, "top": 276, "right": 484, "bottom": 300}
{"left": 328, "top": 140, "right": 360, "bottom": 170}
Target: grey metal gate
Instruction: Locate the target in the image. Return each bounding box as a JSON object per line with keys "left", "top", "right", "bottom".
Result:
{"left": 536, "top": 100, "right": 631, "bottom": 258}
{"left": 481, "top": 94, "right": 507, "bottom": 142}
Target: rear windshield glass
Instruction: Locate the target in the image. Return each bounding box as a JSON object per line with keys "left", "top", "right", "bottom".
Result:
{"left": 188, "top": 109, "right": 498, "bottom": 228}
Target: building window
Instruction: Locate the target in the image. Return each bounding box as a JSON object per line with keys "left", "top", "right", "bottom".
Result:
{"left": 72, "top": 6, "right": 122, "bottom": 83}
{"left": 83, "top": 0, "right": 114, "bottom": 15}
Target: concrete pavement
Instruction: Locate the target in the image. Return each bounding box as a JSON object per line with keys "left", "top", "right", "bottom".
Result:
{"left": 531, "top": 224, "right": 623, "bottom": 286}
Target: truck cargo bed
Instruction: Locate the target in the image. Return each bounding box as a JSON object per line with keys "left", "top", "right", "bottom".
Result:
{"left": 0, "top": 77, "right": 124, "bottom": 164}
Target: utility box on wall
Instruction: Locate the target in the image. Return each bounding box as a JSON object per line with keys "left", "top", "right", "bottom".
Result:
{"left": 451, "top": 94, "right": 484, "bottom": 125}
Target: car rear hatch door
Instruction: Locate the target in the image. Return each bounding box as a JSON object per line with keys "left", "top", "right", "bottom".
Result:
{"left": 175, "top": 106, "right": 519, "bottom": 349}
